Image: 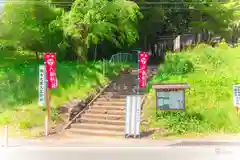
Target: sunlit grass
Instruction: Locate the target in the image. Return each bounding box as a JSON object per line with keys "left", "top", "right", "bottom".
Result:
{"left": 0, "top": 50, "right": 129, "bottom": 137}
{"left": 144, "top": 43, "right": 240, "bottom": 138}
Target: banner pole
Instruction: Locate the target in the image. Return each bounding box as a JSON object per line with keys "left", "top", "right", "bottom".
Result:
{"left": 44, "top": 59, "right": 51, "bottom": 136}
{"left": 44, "top": 115, "right": 48, "bottom": 136}
{"left": 46, "top": 88, "right": 51, "bottom": 122}
{"left": 137, "top": 52, "right": 140, "bottom": 95}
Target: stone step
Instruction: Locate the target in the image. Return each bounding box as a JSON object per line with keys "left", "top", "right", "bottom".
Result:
{"left": 82, "top": 113, "right": 125, "bottom": 120}
{"left": 102, "top": 92, "right": 139, "bottom": 96}
{"left": 114, "top": 73, "right": 136, "bottom": 77}
{"left": 110, "top": 80, "right": 137, "bottom": 84}
{"left": 100, "top": 93, "right": 126, "bottom": 98}
{"left": 90, "top": 104, "right": 125, "bottom": 111}
{"left": 117, "top": 77, "right": 137, "bottom": 80}
{"left": 96, "top": 97, "right": 126, "bottom": 102}
{"left": 77, "top": 118, "right": 125, "bottom": 126}
{"left": 108, "top": 83, "right": 137, "bottom": 88}
{"left": 93, "top": 101, "right": 125, "bottom": 106}
{"left": 87, "top": 108, "right": 125, "bottom": 115}
{"left": 67, "top": 128, "right": 124, "bottom": 137}
{"left": 71, "top": 123, "right": 125, "bottom": 132}
{"left": 104, "top": 88, "right": 137, "bottom": 93}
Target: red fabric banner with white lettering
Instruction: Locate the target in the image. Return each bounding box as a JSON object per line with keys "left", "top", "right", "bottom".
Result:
{"left": 139, "top": 52, "right": 149, "bottom": 88}
{"left": 44, "top": 53, "right": 57, "bottom": 89}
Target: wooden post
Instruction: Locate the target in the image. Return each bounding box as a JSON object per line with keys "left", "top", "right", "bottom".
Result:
{"left": 44, "top": 115, "right": 48, "bottom": 136}
{"left": 46, "top": 87, "right": 51, "bottom": 136}
{"left": 44, "top": 80, "right": 51, "bottom": 136}
{"left": 4, "top": 125, "right": 8, "bottom": 148}
{"left": 46, "top": 88, "right": 51, "bottom": 121}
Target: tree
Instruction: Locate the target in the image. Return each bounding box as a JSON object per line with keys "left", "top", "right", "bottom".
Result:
{"left": 187, "top": 0, "right": 240, "bottom": 42}
{"left": 136, "top": 0, "right": 192, "bottom": 50}
{"left": 62, "top": 0, "right": 142, "bottom": 62}
{"left": 0, "top": 0, "right": 66, "bottom": 60}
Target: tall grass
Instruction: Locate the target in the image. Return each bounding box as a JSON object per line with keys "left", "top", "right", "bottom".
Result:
{"left": 0, "top": 51, "right": 129, "bottom": 134}
{"left": 145, "top": 43, "right": 240, "bottom": 137}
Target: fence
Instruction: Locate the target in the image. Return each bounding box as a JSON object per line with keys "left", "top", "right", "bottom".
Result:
{"left": 155, "top": 33, "right": 200, "bottom": 54}
{"left": 154, "top": 32, "right": 239, "bottom": 58}
{"left": 103, "top": 32, "right": 239, "bottom": 74}
{"left": 102, "top": 52, "right": 138, "bottom": 76}
{"left": 110, "top": 52, "right": 133, "bottom": 64}
{"left": 153, "top": 32, "right": 227, "bottom": 60}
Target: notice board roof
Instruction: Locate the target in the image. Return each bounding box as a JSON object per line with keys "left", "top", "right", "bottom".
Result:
{"left": 152, "top": 83, "right": 190, "bottom": 90}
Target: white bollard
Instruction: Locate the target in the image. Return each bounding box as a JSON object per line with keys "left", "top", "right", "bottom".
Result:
{"left": 44, "top": 115, "right": 48, "bottom": 136}
{"left": 3, "top": 126, "right": 8, "bottom": 148}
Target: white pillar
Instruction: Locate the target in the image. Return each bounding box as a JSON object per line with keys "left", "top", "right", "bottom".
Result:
{"left": 3, "top": 125, "right": 8, "bottom": 148}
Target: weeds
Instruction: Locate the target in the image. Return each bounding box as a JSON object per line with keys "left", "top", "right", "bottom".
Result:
{"left": 145, "top": 44, "right": 240, "bottom": 137}
{"left": 0, "top": 51, "right": 129, "bottom": 135}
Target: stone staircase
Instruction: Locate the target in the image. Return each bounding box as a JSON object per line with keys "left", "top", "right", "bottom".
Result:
{"left": 65, "top": 67, "right": 157, "bottom": 137}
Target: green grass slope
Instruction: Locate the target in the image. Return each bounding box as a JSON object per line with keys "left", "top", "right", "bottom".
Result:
{"left": 0, "top": 51, "right": 128, "bottom": 137}
{"left": 144, "top": 43, "right": 240, "bottom": 138}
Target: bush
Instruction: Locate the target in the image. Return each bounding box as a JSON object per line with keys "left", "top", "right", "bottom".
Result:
{"left": 0, "top": 52, "right": 129, "bottom": 136}
{"left": 217, "top": 42, "right": 229, "bottom": 50}
{"left": 144, "top": 45, "right": 240, "bottom": 137}
{"left": 163, "top": 54, "right": 194, "bottom": 75}
{"left": 0, "top": 40, "right": 17, "bottom": 51}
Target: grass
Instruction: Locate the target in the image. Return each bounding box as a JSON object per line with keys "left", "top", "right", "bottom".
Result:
{"left": 144, "top": 43, "right": 240, "bottom": 138}
{"left": 0, "top": 50, "right": 129, "bottom": 137}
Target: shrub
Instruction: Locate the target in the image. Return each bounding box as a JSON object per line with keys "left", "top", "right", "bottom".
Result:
{"left": 145, "top": 45, "right": 240, "bottom": 137}
{"left": 163, "top": 54, "right": 194, "bottom": 75}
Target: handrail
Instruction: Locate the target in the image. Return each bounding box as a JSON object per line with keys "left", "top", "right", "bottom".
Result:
{"left": 60, "top": 81, "right": 112, "bottom": 132}
{"left": 60, "top": 69, "right": 126, "bottom": 132}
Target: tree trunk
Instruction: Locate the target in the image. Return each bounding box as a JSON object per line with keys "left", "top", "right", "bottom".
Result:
{"left": 35, "top": 52, "right": 39, "bottom": 61}
{"left": 194, "top": 32, "right": 199, "bottom": 45}
{"left": 144, "top": 36, "right": 148, "bottom": 50}
{"left": 94, "top": 45, "right": 97, "bottom": 61}
{"left": 76, "top": 43, "right": 88, "bottom": 63}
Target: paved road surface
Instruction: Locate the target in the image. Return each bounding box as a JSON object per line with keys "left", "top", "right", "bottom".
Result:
{"left": 2, "top": 136, "right": 240, "bottom": 160}
{"left": 1, "top": 146, "right": 240, "bottom": 160}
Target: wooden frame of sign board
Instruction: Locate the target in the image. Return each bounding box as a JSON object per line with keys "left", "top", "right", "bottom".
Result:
{"left": 152, "top": 83, "right": 190, "bottom": 112}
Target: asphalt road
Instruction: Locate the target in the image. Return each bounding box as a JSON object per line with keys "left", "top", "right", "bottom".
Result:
{"left": 1, "top": 146, "right": 240, "bottom": 160}
{"left": 2, "top": 136, "right": 240, "bottom": 160}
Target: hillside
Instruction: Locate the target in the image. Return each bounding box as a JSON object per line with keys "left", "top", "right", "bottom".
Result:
{"left": 0, "top": 51, "right": 128, "bottom": 137}
{"left": 144, "top": 43, "right": 240, "bottom": 138}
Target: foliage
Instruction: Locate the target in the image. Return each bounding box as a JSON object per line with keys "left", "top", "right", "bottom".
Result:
{"left": 0, "top": 51, "right": 129, "bottom": 136}
{"left": 0, "top": 0, "right": 142, "bottom": 61}
{"left": 1, "top": 0, "right": 240, "bottom": 137}
{"left": 0, "top": 0, "right": 67, "bottom": 59}
{"left": 62, "top": 0, "right": 142, "bottom": 61}
{"left": 144, "top": 45, "right": 240, "bottom": 137}
{"left": 161, "top": 54, "right": 194, "bottom": 75}
{"left": 136, "top": 0, "right": 192, "bottom": 49}
{"left": 1, "top": 0, "right": 240, "bottom": 58}
{"left": 137, "top": 0, "right": 240, "bottom": 47}
{"left": 188, "top": 0, "right": 240, "bottom": 40}
{"left": 51, "top": 0, "right": 74, "bottom": 11}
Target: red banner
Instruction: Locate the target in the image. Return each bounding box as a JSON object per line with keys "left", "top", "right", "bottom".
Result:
{"left": 139, "top": 52, "right": 149, "bottom": 88}
{"left": 44, "top": 53, "right": 58, "bottom": 89}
